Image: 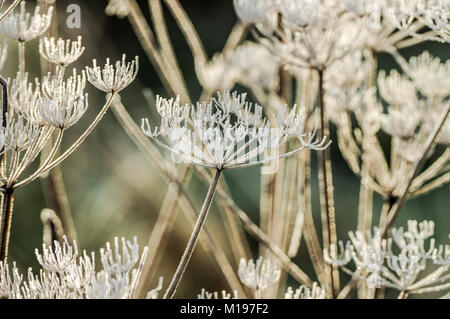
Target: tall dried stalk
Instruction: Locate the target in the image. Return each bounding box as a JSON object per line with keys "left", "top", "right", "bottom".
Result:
{"left": 163, "top": 169, "right": 222, "bottom": 299}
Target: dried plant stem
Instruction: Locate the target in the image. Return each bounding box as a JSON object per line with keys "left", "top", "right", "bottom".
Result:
{"left": 163, "top": 0, "right": 208, "bottom": 65}
{"left": 297, "top": 149, "right": 328, "bottom": 288}
{"left": 382, "top": 103, "right": 450, "bottom": 235}
{"left": 193, "top": 168, "right": 313, "bottom": 288}
{"left": 0, "top": 188, "right": 14, "bottom": 263}
{"left": 357, "top": 50, "right": 377, "bottom": 235}
{"left": 18, "top": 41, "right": 25, "bottom": 76}
{"left": 111, "top": 98, "right": 246, "bottom": 298}
{"left": 163, "top": 169, "right": 221, "bottom": 299}
{"left": 217, "top": 178, "right": 252, "bottom": 264}
{"left": 133, "top": 170, "right": 189, "bottom": 298}
{"left": 317, "top": 67, "right": 339, "bottom": 297}
{"left": 0, "top": 0, "right": 20, "bottom": 22}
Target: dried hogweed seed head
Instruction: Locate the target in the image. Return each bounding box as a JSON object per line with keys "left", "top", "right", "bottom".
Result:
{"left": 0, "top": 1, "right": 53, "bottom": 42}
{"left": 42, "top": 68, "right": 86, "bottom": 100}
{"left": 39, "top": 36, "right": 85, "bottom": 67}
{"left": 142, "top": 91, "right": 329, "bottom": 170}
{"left": 37, "top": 93, "right": 88, "bottom": 129}
{"left": 0, "top": 40, "right": 7, "bottom": 71}
{"left": 238, "top": 256, "right": 281, "bottom": 291}
{"left": 86, "top": 54, "right": 139, "bottom": 93}
{"left": 7, "top": 72, "right": 41, "bottom": 124}
{"left": 1, "top": 236, "right": 150, "bottom": 299}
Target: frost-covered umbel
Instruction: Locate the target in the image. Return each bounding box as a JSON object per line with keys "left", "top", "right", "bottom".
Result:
{"left": 0, "top": 1, "right": 53, "bottom": 42}
{"left": 238, "top": 257, "right": 280, "bottom": 293}
{"left": 0, "top": 237, "right": 163, "bottom": 299}
{"left": 86, "top": 54, "right": 139, "bottom": 93}
{"left": 142, "top": 91, "right": 329, "bottom": 170}
{"left": 324, "top": 220, "right": 450, "bottom": 297}
{"left": 39, "top": 36, "right": 85, "bottom": 67}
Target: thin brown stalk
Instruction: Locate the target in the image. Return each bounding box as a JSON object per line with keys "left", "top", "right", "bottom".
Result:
{"left": 0, "top": 188, "right": 14, "bottom": 263}
{"left": 163, "top": 169, "right": 222, "bottom": 299}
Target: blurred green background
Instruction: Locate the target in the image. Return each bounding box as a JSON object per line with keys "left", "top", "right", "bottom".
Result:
{"left": 3, "top": 0, "right": 449, "bottom": 298}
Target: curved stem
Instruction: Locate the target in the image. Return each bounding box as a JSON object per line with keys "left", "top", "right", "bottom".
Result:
{"left": 0, "top": 188, "right": 14, "bottom": 263}
{"left": 163, "top": 168, "right": 221, "bottom": 299}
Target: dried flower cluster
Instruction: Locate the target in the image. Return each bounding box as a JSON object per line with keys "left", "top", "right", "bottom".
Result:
{"left": 0, "top": 237, "right": 162, "bottom": 299}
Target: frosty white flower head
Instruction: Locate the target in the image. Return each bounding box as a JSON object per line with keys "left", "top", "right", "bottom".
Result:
{"left": 284, "top": 282, "right": 326, "bottom": 299}
{"left": 86, "top": 54, "right": 139, "bottom": 93}
{"left": 42, "top": 68, "right": 87, "bottom": 101}
{"left": 198, "top": 288, "right": 239, "bottom": 299}
{"left": 238, "top": 256, "right": 280, "bottom": 291}
{"left": 7, "top": 72, "right": 40, "bottom": 123}
{"left": 0, "top": 1, "right": 53, "bottom": 42}
{"left": 101, "top": 237, "right": 139, "bottom": 275}
{"left": 141, "top": 91, "right": 330, "bottom": 170}
{"left": 105, "top": 0, "right": 131, "bottom": 19}
{"left": 39, "top": 36, "right": 85, "bottom": 67}
{"left": 0, "top": 236, "right": 152, "bottom": 299}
